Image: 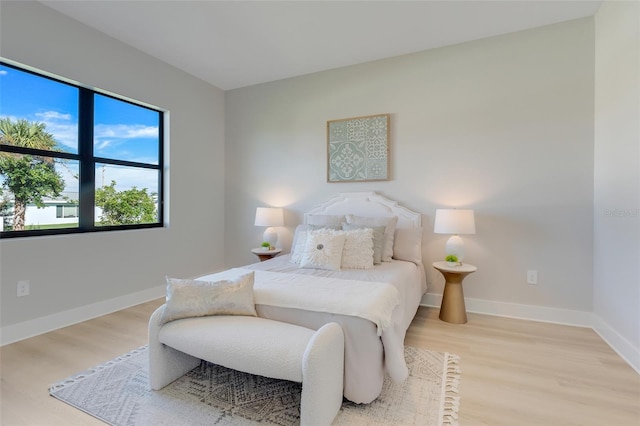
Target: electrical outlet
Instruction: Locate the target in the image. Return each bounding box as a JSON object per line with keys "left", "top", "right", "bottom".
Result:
{"left": 17, "top": 280, "right": 30, "bottom": 297}
{"left": 527, "top": 270, "right": 538, "bottom": 285}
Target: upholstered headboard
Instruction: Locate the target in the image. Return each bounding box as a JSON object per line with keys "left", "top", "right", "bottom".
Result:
{"left": 304, "top": 192, "right": 421, "bottom": 229}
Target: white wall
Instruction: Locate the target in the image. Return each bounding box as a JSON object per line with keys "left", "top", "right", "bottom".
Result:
{"left": 225, "top": 18, "right": 595, "bottom": 319}
{"left": 593, "top": 0, "right": 640, "bottom": 370}
{"left": 24, "top": 205, "right": 78, "bottom": 227}
{"left": 0, "top": 2, "right": 226, "bottom": 343}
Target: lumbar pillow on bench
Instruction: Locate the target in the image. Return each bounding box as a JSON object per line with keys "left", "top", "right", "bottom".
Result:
{"left": 160, "top": 271, "right": 256, "bottom": 325}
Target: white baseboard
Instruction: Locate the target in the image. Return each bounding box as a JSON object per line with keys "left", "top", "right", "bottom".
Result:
{"left": 421, "top": 293, "right": 639, "bottom": 374}
{"left": 421, "top": 293, "right": 593, "bottom": 327}
{"left": 592, "top": 314, "right": 640, "bottom": 374}
{"left": 1, "top": 285, "right": 165, "bottom": 346}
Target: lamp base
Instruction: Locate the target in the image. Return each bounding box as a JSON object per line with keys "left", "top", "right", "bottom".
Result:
{"left": 445, "top": 235, "right": 465, "bottom": 262}
{"left": 263, "top": 228, "right": 278, "bottom": 248}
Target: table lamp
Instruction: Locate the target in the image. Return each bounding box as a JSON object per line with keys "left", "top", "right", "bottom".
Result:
{"left": 255, "top": 207, "right": 284, "bottom": 248}
{"left": 434, "top": 209, "right": 475, "bottom": 262}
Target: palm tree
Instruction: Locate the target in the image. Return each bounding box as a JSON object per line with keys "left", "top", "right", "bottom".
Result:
{"left": 0, "top": 118, "right": 65, "bottom": 230}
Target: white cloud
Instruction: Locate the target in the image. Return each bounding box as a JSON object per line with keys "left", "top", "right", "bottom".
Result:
{"left": 94, "top": 124, "right": 158, "bottom": 139}
{"left": 95, "top": 139, "right": 114, "bottom": 150}
{"left": 1, "top": 114, "right": 18, "bottom": 121}
{"left": 38, "top": 112, "right": 77, "bottom": 150}
{"left": 47, "top": 123, "right": 78, "bottom": 150}
{"left": 94, "top": 124, "right": 159, "bottom": 163}
{"left": 36, "top": 111, "right": 72, "bottom": 121}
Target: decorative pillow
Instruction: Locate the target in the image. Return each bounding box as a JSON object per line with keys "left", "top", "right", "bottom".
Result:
{"left": 345, "top": 215, "right": 398, "bottom": 262}
{"left": 160, "top": 272, "right": 256, "bottom": 325}
{"left": 291, "top": 223, "right": 344, "bottom": 264}
{"left": 392, "top": 227, "right": 423, "bottom": 264}
{"left": 342, "top": 223, "right": 385, "bottom": 264}
{"left": 299, "top": 229, "right": 346, "bottom": 271}
{"left": 290, "top": 224, "right": 310, "bottom": 264}
{"left": 341, "top": 228, "right": 374, "bottom": 269}
{"left": 306, "top": 214, "right": 345, "bottom": 227}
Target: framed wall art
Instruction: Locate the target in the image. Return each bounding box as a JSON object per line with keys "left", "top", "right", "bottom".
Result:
{"left": 327, "top": 113, "right": 390, "bottom": 183}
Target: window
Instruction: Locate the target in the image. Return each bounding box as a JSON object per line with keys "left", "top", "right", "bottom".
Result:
{"left": 56, "top": 205, "right": 78, "bottom": 219}
{"left": 0, "top": 62, "right": 164, "bottom": 237}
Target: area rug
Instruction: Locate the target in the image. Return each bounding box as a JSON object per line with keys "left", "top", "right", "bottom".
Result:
{"left": 50, "top": 345, "right": 460, "bottom": 426}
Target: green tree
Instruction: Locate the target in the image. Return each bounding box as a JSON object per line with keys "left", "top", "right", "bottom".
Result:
{"left": 0, "top": 118, "right": 65, "bottom": 230}
{"left": 95, "top": 180, "right": 157, "bottom": 225}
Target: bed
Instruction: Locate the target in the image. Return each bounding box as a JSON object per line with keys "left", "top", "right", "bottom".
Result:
{"left": 196, "top": 192, "right": 426, "bottom": 404}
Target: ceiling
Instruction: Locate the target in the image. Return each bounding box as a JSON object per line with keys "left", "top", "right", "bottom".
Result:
{"left": 39, "top": 0, "right": 602, "bottom": 90}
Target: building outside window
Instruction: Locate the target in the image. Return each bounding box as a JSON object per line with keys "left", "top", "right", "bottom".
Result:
{"left": 0, "top": 61, "right": 164, "bottom": 237}
{"left": 56, "top": 204, "right": 79, "bottom": 219}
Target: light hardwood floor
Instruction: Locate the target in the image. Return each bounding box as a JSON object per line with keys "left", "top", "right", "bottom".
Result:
{"left": 1, "top": 301, "right": 639, "bottom": 425}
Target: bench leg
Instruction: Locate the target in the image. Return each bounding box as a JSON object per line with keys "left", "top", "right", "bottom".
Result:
{"left": 148, "top": 305, "right": 200, "bottom": 390}
{"left": 301, "top": 322, "right": 345, "bottom": 426}
{"left": 149, "top": 343, "right": 201, "bottom": 390}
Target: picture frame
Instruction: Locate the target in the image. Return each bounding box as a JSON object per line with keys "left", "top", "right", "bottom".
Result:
{"left": 326, "top": 113, "right": 390, "bottom": 183}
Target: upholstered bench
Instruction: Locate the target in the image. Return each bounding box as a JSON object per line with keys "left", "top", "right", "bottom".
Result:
{"left": 148, "top": 305, "right": 345, "bottom": 426}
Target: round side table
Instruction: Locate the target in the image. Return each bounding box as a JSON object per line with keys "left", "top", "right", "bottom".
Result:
{"left": 432, "top": 261, "right": 477, "bottom": 324}
{"left": 251, "top": 248, "right": 282, "bottom": 262}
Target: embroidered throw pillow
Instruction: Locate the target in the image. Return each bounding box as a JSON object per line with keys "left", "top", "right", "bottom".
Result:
{"left": 346, "top": 215, "right": 398, "bottom": 262}
{"left": 341, "top": 228, "right": 374, "bottom": 269}
{"left": 342, "top": 223, "right": 385, "bottom": 264}
{"left": 300, "top": 229, "right": 346, "bottom": 271}
{"left": 160, "top": 272, "right": 256, "bottom": 325}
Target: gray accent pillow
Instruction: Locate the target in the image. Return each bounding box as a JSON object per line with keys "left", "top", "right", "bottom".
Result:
{"left": 306, "top": 214, "right": 345, "bottom": 227}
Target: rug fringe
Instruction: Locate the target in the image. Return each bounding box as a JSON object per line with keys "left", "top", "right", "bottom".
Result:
{"left": 439, "top": 352, "right": 461, "bottom": 426}
{"left": 49, "top": 345, "right": 148, "bottom": 393}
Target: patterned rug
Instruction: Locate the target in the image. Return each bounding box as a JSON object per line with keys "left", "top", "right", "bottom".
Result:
{"left": 50, "top": 346, "right": 460, "bottom": 426}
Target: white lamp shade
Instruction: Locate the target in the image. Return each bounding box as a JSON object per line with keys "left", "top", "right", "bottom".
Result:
{"left": 434, "top": 209, "right": 476, "bottom": 235}
{"left": 254, "top": 207, "right": 284, "bottom": 227}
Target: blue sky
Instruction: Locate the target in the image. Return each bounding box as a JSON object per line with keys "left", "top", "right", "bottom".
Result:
{"left": 0, "top": 64, "right": 160, "bottom": 192}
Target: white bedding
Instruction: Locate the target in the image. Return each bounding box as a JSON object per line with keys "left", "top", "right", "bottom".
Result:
{"left": 199, "top": 268, "right": 400, "bottom": 336}
{"left": 217, "top": 254, "right": 427, "bottom": 404}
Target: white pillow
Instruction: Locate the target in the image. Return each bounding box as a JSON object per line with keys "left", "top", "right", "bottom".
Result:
{"left": 342, "top": 223, "right": 385, "bottom": 264}
{"left": 290, "top": 224, "right": 341, "bottom": 264}
{"left": 160, "top": 272, "right": 256, "bottom": 325}
{"left": 290, "top": 224, "right": 309, "bottom": 264}
{"left": 306, "top": 214, "right": 345, "bottom": 227}
{"left": 346, "top": 215, "right": 398, "bottom": 262}
{"left": 300, "top": 229, "right": 346, "bottom": 271}
{"left": 393, "top": 227, "right": 423, "bottom": 264}
{"left": 341, "top": 228, "right": 374, "bottom": 269}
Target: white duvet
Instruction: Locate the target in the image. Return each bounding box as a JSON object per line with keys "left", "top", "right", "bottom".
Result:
{"left": 201, "top": 268, "right": 400, "bottom": 336}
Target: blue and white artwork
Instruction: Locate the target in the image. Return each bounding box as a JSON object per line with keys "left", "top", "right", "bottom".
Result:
{"left": 327, "top": 114, "right": 390, "bottom": 182}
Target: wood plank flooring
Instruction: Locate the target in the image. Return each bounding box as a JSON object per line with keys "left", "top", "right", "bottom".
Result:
{"left": 1, "top": 301, "right": 638, "bottom": 425}
{"left": 406, "top": 308, "right": 640, "bottom": 426}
